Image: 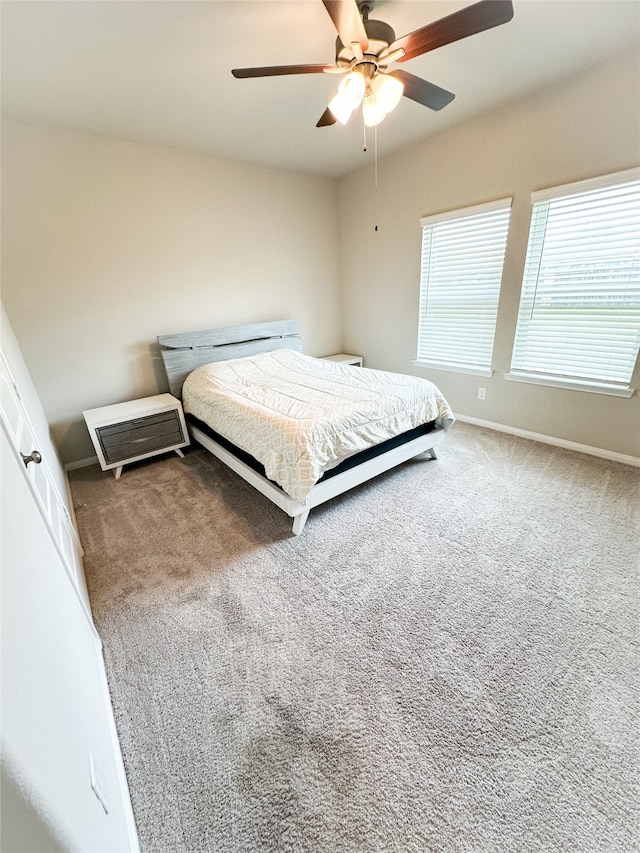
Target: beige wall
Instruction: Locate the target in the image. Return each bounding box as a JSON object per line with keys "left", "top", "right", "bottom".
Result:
{"left": 338, "top": 48, "right": 640, "bottom": 459}
{"left": 1, "top": 121, "right": 342, "bottom": 463}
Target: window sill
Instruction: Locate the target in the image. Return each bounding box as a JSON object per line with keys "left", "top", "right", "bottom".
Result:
{"left": 413, "top": 360, "right": 493, "bottom": 378}
{"left": 503, "top": 372, "right": 635, "bottom": 398}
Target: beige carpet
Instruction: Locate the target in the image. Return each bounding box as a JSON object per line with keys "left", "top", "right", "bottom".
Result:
{"left": 69, "top": 422, "right": 640, "bottom": 853}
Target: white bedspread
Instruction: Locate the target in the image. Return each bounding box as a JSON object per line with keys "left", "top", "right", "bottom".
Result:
{"left": 182, "top": 349, "right": 454, "bottom": 503}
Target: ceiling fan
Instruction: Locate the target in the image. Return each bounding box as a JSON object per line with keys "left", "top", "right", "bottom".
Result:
{"left": 232, "top": 0, "right": 514, "bottom": 129}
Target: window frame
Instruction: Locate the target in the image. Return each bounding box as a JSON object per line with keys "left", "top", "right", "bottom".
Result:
{"left": 505, "top": 167, "right": 640, "bottom": 398}
{"left": 413, "top": 197, "right": 512, "bottom": 377}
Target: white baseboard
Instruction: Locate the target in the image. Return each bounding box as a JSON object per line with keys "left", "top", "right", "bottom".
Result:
{"left": 65, "top": 455, "right": 98, "bottom": 472}
{"left": 455, "top": 414, "right": 640, "bottom": 468}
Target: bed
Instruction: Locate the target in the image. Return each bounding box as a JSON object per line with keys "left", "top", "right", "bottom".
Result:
{"left": 158, "top": 319, "right": 454, "bottom": 534}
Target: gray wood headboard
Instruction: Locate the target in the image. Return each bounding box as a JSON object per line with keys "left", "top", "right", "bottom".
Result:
{"left": 158, "top": 319, "right": 303, "bottom": 398}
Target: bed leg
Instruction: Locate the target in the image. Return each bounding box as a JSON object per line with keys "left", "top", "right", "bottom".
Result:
{"left": 429, "top": 447, "right": 438, "bottom": 460}
{"left": 292, "top": 510, "right": 310, "bottom": 535}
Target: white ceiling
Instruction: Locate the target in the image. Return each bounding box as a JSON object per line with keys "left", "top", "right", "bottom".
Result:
{"left": 2, "top": 0, "right": 639, "bottom": 177}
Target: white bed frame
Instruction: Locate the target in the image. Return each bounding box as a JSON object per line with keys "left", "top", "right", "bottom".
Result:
{"left": 158, "top": 319, "right": 447, "bottom": 534}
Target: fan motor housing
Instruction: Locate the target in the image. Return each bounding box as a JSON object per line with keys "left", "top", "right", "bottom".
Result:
{"left": 335, "top": 18, "right": 396, "bottom": 66}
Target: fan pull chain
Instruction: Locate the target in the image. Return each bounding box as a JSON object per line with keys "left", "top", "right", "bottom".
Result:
{"left": 374, "top": 124, "right": 379, "bottom": 232}
{"left": 362, "top": 113, "right": 379, "bottom": 231}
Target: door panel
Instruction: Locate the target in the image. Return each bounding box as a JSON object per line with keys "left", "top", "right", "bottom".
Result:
{"left": 0, "top": 351, "right": 88, "bottom": 611}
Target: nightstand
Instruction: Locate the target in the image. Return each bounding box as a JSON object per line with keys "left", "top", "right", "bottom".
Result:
{"left": 322, "top": 353, "right": 364, "bottom": 367}
{"left": 83, "top": 393, "right": 190, "bottom": 479}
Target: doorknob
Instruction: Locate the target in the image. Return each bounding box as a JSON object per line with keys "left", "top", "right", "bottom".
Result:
{"left": 21, "top": 450, "right": 42, "bottom": 467}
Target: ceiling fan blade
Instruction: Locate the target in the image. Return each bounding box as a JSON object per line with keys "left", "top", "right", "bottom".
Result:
{"left": 390, "top": 70, "right": 455, "bottom": 111}
{"left": 392, "top": 0, "right": 514, "bottom": 63}
{"left": 232, "top": 64, "right": 331, "bottom": 78}
{"left": 322, "top": 0, "right": 369, "bottom": 52}
{"left": 316, "top": 107, "right": 337, "bottom": 128}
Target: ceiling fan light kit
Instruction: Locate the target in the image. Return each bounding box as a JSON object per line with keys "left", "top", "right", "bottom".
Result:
{"left": 231, "top": 0, "right": 514, "bottom": 131}
{"left": 328, "top": 64, "right": 401, "bottom": 127}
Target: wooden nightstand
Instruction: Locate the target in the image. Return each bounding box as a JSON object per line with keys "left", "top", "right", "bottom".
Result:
{"left": 322, "top": 353, "right": 364, "bottom": 367}
{"left": 83, "top": 393, "right": 190, "bottom": 479}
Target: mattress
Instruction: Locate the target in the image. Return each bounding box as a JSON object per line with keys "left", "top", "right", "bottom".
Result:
{"left": 182, "top": 349, "right": 454, "bottom": 502}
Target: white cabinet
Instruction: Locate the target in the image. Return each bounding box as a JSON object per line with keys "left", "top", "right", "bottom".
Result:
{"left": 83, "top": 393, "right": 189, "bottom": 478}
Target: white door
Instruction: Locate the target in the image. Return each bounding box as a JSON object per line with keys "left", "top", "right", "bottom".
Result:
{"left": 0, "top": 313, "right": 139, "bottom": 850}
{"left": 0, "top": 350, "right": 92, "bottom": 624}
{"left": 1, "top": 422, "right": 139, "bottom": 852}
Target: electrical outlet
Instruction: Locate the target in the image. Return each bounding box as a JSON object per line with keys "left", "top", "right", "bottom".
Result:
{"left": 89, "top": 753, "right": 110, "bottom": 815}
{"left": 478, "top": 387, "right": 486, "bottom": 400}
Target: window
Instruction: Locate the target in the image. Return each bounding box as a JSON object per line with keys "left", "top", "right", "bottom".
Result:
{"left": 508, "top": 168, "right": 640, "bottom": 396}
{"left": 415, "top": 198, "right": 511, "bottom": 376}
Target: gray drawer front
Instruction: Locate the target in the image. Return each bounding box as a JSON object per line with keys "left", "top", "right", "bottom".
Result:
{"left": 98, "top": 410, "right": 177, "bottom": 438}
{"left": 97, "top": 410, "right": 185, "bottom": 464}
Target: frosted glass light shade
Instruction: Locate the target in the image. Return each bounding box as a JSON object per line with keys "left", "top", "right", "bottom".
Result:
{"left": 372, "top": 73, "right": 404, "bottom": 113}
{"left": 363, "top": 94, "right": 386, "bottom": 127}
{"left": 328, "top": 92, "right": 354, "bottom": 125}
{"left": 339, "top": 71, "right": 366, "bottom": 107}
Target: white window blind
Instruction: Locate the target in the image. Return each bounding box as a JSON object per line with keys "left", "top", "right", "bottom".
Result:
{"left": 510, "top": 169, "right": 640, "bottom": 393}
{"left": 416, "top": 198, "right": 511, "bottom": 375}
